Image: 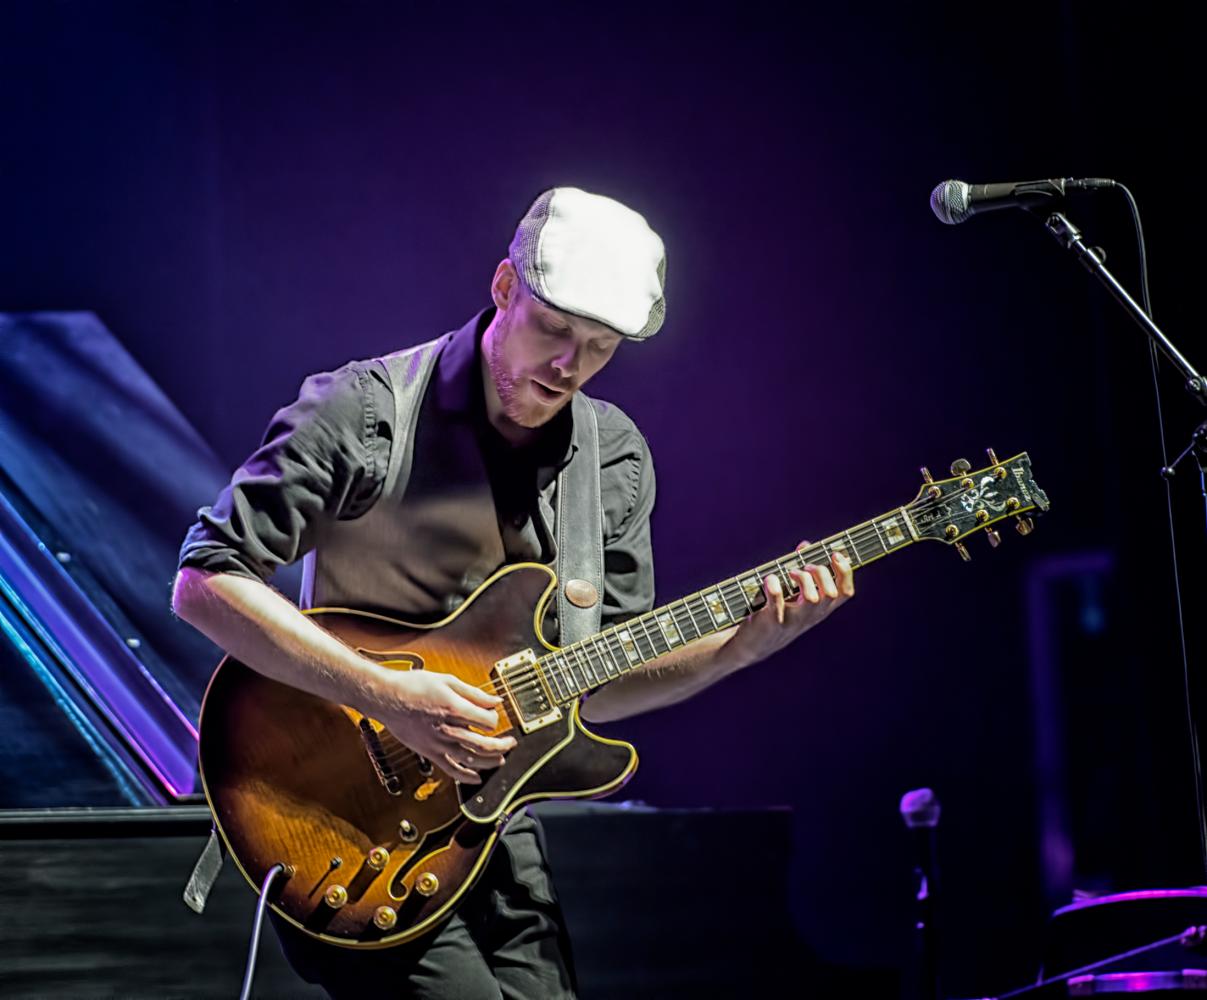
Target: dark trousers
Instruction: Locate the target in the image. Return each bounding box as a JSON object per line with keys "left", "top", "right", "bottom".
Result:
{"left": 271, "top": 811, "right": 577, "bottom": 999}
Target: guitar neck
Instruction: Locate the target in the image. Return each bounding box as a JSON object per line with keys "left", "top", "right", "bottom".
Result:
{"left": 538, "top": 503, "right": 922, "bottom": 704}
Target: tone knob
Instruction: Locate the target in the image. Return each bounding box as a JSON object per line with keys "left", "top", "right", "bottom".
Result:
{"left": 323, "top": 884, "right": 348, "bottom": 909}
{"left": 950, "top": 458, "right": 972, "bottom": 476}
{"left": 373, "top": 906, "right": 398, "bottom": 930}
{"left": 415, "top": 872, "right": 440, "bottom": 897}
{"left": 367, "top": 847, "right": 390, "bottom": 871}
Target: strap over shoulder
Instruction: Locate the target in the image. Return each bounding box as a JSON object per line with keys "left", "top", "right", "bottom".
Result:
{"left": 555, "top": 393, "right": 604, "bottom": 646}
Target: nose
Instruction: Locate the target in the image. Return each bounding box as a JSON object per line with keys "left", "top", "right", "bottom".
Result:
{"left": 551, "top": 344, "right": 580, "bottom": 380}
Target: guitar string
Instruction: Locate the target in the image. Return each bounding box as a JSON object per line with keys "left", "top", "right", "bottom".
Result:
{"left": 370, "top": 481, "right": 1027, "bottom": 771}
{"left": 372, "top": 512, "right": 897, "bottom": 768}
{"left": 370, "top": 479, "right": 1023, "bottom": 769}
{"left": 372, "top": 500, "right": 998, "bottom": 778}
{"left": 378, "top": 478, "right": 997, "bottom": 712}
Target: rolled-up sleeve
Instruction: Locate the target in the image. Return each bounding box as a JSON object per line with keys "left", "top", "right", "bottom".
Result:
{"left": 178, "top": 362, "right": 390, "bottom": 582}
{"left": 597, "top": 412, "right": 656, "bottom": 627}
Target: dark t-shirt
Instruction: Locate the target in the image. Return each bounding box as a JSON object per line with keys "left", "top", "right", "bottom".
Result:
{"left": 178, "top": 308, "right": 656, "bottom": 626}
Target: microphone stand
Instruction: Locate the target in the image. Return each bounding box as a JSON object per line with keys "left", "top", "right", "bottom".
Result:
{"left": 1040, "top": 208, "right": 1207, "bottom": 872}
{"left": 1046, "top": 202, "right": 1207, "bottom": 619}
{"left": 1042, "top": 210, "right": 1207, "bottom": 410}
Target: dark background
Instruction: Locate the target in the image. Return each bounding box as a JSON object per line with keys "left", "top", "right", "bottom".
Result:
{"left": 3, "top": 1, "right": 1205, "bottom": 993}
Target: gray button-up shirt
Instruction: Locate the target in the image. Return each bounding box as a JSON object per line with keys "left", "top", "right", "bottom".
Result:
{"left": 178, "top": 308, "right": 656, "bottom": 628}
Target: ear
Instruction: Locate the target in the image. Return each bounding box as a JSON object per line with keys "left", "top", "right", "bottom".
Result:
{"left": 491, "top": 259, "right": 521, "bottom": 312}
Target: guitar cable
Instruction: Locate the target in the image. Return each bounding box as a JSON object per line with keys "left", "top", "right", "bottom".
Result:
{"left": 238, "top": 862, "right": 288, "bottom": 1000}
{"left": 1117, "top": 182, "right": 1207, "bottom": 879}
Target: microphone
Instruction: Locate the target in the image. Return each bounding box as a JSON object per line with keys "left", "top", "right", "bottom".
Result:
{"left": 930, "top": 177, "right": 1116, "bottom": 225}
{"left": 901, "top": 787, "right": 942, "bottom": 1000}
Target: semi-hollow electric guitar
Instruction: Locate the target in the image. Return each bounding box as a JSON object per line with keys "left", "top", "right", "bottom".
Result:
{"left": 198, "top": 449, "right": 1048, "bottom": 948}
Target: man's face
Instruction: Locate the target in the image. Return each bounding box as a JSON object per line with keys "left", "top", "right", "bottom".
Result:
{"left": 483, "top": 276, "right": 623, "bottom": 433}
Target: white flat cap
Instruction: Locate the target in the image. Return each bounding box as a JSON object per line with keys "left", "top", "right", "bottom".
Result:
{"left": 509, "top": 187, "right": 667, "bottom": 340}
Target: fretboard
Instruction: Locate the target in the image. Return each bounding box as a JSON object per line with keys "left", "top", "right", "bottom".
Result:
{"left": 538, "top": 504, "right": 921, "bottom": 703}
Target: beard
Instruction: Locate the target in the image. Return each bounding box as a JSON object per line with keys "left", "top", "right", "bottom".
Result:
{"left": 485, "top": 316, "right": 567, "bottom": 430}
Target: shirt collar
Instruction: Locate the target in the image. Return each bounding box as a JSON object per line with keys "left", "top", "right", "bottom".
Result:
{"left": 435, "top": 306, "right": 576, "bottom": 471}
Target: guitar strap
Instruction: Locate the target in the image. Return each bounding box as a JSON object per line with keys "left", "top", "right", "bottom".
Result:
{"left": 185, "top": 329, "right": 604, "bottom": 913}
{"left": 555, "top": 392, "right": 605, "bottom": 645}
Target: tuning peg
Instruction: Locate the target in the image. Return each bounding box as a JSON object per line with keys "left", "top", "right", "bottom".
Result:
{"left": 986, "top": 527, "right": 1002, "bottom": 548}
{"left": 954, "top": 541, "right": 971, "bottom": 562}
{"left": 1015, "top": 516, "right": 1034, "bottom": 536}
{"left": 986, "top": 447, "right": 999, "bottom": 465}
{"left": 950, "top": 458, "right": 972, "bottom": 476}
{"left": 920, "top": 466, "right": 934, "bottom": 484}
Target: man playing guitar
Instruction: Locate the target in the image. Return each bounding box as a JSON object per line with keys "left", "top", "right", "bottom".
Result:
{"left": 173, "top": 187, "right": 854, "bottom": 998}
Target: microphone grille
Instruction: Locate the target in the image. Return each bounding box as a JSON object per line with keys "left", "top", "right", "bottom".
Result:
{"left": 930, "top": 180, "right": 971, "bottom": 225}
{"left": 900, "top": 786, "right": 941, "bottom": 828}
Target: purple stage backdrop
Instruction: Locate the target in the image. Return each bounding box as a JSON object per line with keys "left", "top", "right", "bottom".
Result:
{"left": 3, "top": 1, "right": 1205, "bottom": 992}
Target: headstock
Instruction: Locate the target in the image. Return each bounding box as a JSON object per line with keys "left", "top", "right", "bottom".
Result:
{"left": 907, "top": 449, "right": 1049, "bottom": 560}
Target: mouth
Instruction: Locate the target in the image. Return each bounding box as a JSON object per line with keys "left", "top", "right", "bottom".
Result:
{"left": 530, "top": 380, "right": 569, "bottom": 404}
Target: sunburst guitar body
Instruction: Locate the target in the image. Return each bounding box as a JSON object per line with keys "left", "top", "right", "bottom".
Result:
{"left": 199, "top": 563, "right": 635, "bottom": 949}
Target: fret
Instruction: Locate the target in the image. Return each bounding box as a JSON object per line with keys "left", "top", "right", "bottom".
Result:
{"left": 591, "top": 635, "right": 620, "bottom": 679}
{"left": 861, "top": 524, "right": 887, "bottom": 560}
{"left": 842, "top": 529, "right": 862, "bottom": 566}
{"left": 560, "top": 653, "right": 583, "bottom": 697}
{"left": 563, "top": 650, "right": 590, "bottom": 693}
{"left": 581, "top": 638, "right": 604, "bottom": 681}
{"left": 544, "top": 654, "right": 569, "bottom": 697}
{"left": 544, "top": 658, "right": 568, "bottom": 702}
{"left": 608, "top": 636, "right": 627, "bottom": 675}
{"left": 574, "top": 642, "right": 601, "bottom": 687}
{"left": 770, "top": 560, "right": 795, "bottom": 597}
{"left": 640, "top": 614, "right": 673, "bottom": 657}
{"left": 782, "top": 560, "right": 799, "bottom": 593}
{"left": 870, "top": 519, "right": 889, "bottom": 554}
{"left": 738, "top": 575, "right": 764, "bottom": 612}
{"left": 615, "top": 625, "right": 643, "bottom": 666}
{"left": 669, "top": 600, "right": 702, "bottom": 642}
{"left": 684, "top": 595, "right": 713, "bottom": 636}
{"left": 702, "top": 588, "right": 733, "bottom": 627}
{"left": 613, "top": 629, "right": 638, "bottom": 672}
{"left": 587, "top": 641, "right": 609, "bottom": 684}
{"left": 656, "top": 610, "right": 683, "bottom": 648}
{"left": 601, "top": 630, "right": 627, "bottom": 676}
{"left": 876, "top": 513, "right": 909, "bottom": 549}
{"left": 625, "top": 617, "right": 653, "bottom": 661}
{"left": 720, "top": 578, "right": 751, "bottom": 617}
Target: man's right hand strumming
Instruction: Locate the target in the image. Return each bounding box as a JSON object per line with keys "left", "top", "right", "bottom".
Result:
{"left": 171, "top": 567, "right": 516, "bottom": 786}
{"left": 375, "top": 670, "right": 517, "bottom": 785}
